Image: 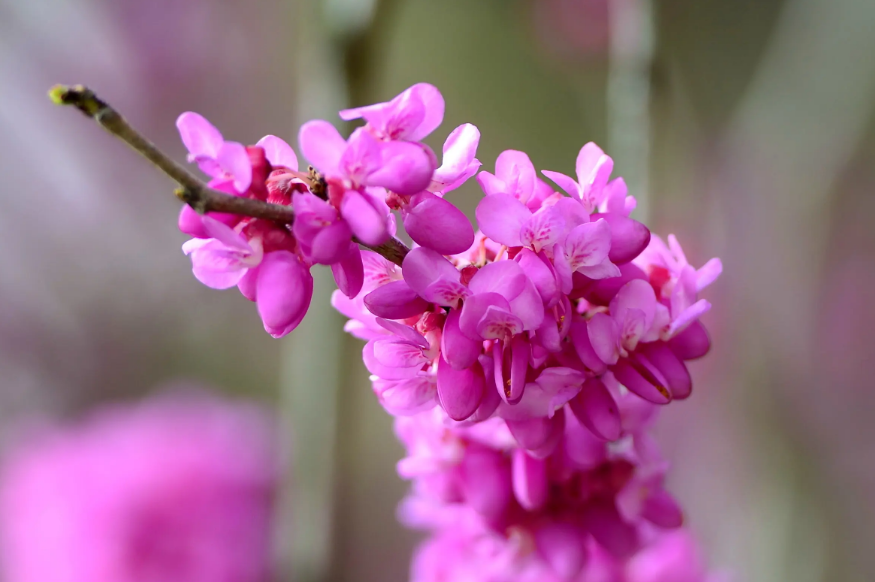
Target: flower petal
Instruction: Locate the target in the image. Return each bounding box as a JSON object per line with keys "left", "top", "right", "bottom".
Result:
{"left": 330, "top": 243, "right": 364, "bottom": 298}
{"left": 176, "top": 112, "right": 223, "bottom": 161}
{"left": 298, "top": 120, "right": 346, "bottom": 176}
{"left": 591, "top": 213, "right": 651, "bottom": 264}
{"left": 437, "top": 356, "right": 485, "bottom": 421}
{"left": 216, "top": 141, "right": 252, "bottom": 193}
{"left": 512, "top": 449, "right": 547, "bottom": 511}
{"left": 441, "top": 308, "right": 482, "bottom": 370}
{"left": 368, "top": 141, "right": 437, "bottom": 195}
{"left": 403, "top": 192, "right": 474, "bottom": 255}
{"left": 430, "top": 123, "right": 481, "bottom": 193}
{"left": 568, "top": 378, "right": 621, "bottom": 441}
{"left": 340, "top": 190, "right": 390, "bottom": 246}
{"left": 475, "top": 193, "right": 530, "bottom": 248}
{"left": 256, "top": 251, "right": 313, "bottom": 337}
{"left": 363, "top": 280, "right": 429, "bottom": 319}
{"left": 256, "top": 135, "right": 298, "bottom": 170}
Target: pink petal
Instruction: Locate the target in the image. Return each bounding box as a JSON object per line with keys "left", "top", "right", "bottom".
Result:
{"left": 178, "top": 205, "right": 238, "bottom": 239}
{"left": 604, "top": 177, "right": 629, "bottom": 215}
{"left": 430, "top": 123, "right": 481, "bottom": 193}
{"left": 256, "top": 251, "right": 313, "bottom": 337}
{"left": 404, "top": 83, "right": 445, "bottom": 141}
{"left": 575, "top": 142, "right": 614, "bottom": 211}
{"left": 612, "top": 357, "right": 671, "bottom": 405}
{"left": 552, "top": 244, "right": 574, "bottom": 294}
{"left": 477, "top": 306, "right": 524, "bottom": 340}
{"left": 578, "top": 259, "right": 621, "bottom": 280}
{"left": 591, "top": 213, "right": 651, "bottom": 264}
{"left": 237, "top": 266, "right": 259, "bottom": 301}
{"left": 640, "top": 342, "right": 692, "bottom": 399}
{"left": 459, "top": 293, "right": 511, "bottom": 340}
{"left": 586, "top": 313, "right": 620, "bottom": 365}
{"left": 373, "top": 376, "right": 437, "bottom": 416}
{"left": 570, "top": 318, "right": 608, "bottom": 374}
{"left": 494, "top": 150, "right": 536, "bottom": 201}
{"left": 520, "top": 205, "right": 567, "bottom": 252}
{"left": 402, "top": 247, "right": 461, "bottom": 295}
{"left": 330, "top": 244, "right": 364, "bottom": 298}
{"left": 507, "top": 276, "right": 545, "bottom": 331}
{"left": 363, "top": 280, "right": 429, "bottom": 319}
{"left": 437, "top": 356, "right": 485, "bottom": 421}
{"left": 182, "top": 238, "right": 251, "bottom": 289}
{"left": 460, "top": 448, "right": 512, "bottom": 522}
{"left": 509, "top": 334, "right": 531, "bottom": 403}
{"left": 583, "top": 502, "right": 639, "bottom": 560}
{"left": 568, "top": 378, "right": 621, "bottom": 441}
{"left": 216, "top": 141, "right": 252, "bottom": 193}
{"left": 362, "top": 341, "right": 420, "bottom": 380}
{"left": 476, "top": 171, "right": 506, "bottom": 197}
{"left": 511, "top": 449, "right": 547, "bottom": 511}
{"left": 576, "top": 262, "right": 648, "bottom": 306}
{"left": 466, "top": 354, "right": 502, "bottom": 422}
{"left": 373, "top": 339, "right": 428, "bottom": 369}
{"left": 641, "top": 491, "right": 684, "bottom": 529}
{"left": 176, "top": 111, "right": 223, "bottom": 161}
{"left": 256, "top": 134, "right": 298, "bottom": 170}
{"left": 505, "top": 414, "right": 564, "bottom": 457}
{"left": 310, "top": 220, "right": 353, "bottom": 265}
{"left": 340, "top": 128, "right": 381, "bottom": 185}
{"left": 375, "top": 318, "right": 429, "bottom": 348}
{"left": 611, "top": 279, "right": 658, "bottom": 332}
{"left": 340, "top": 190, "right": 390, "bottom": 246}
{"left": 667, "top": 320, "right": 711, "bottom": 360}
{"left": 403, "top": 192, "right": 474, "bottom": 255}
{"left": 368, "top": 141, "right": 436, "bottom": 195}
{"left": 440, "top": 308, "right": 481, "bottom": 370}
{"left": 541, "top": 170, "right": 581, "bottom": 199}
{"left": 534, "top": 522, "right": 589, "bottom": 580}
{"left": 668, "top": 299, "right": 711, "bottom": 338}
{"left": 298, "top": 120, "right": 346, "bottom": 176}
{"left": 468, "top": 260, "right": 527, "bottom": 300}
{"left": 564, "top": 218, "right": 612, "bottom": 270}
{"left": 475, "top": 193, "right": 531, "bottom": 247}
{"left": 696, "top": 258, "right": 723, "bottom": 291}
{"left": 516, "top": 250, "right": 560, "bottom": 307}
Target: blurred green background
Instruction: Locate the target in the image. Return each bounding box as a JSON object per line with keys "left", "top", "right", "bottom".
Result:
{"left": 2, "top": 0, "right": 875, "bottom": 580}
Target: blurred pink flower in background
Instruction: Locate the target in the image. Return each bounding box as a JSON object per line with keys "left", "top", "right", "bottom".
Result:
{"left": 530, "top": 0, "right": 611, "bottom": 60}
{"left": 0, "top": 389, "right": 279, "bottom": 582}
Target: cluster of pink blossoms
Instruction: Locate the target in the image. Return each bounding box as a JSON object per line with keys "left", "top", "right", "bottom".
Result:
{"left": 0, "top": 391, "right": 278, "bottom": 582}
{"left": 178, "top": 83, "right": 724, "bottom": 580}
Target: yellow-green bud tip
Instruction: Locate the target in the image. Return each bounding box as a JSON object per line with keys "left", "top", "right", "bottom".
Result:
{"left": 47, "top": 84, "right": 72, "bottom": 105}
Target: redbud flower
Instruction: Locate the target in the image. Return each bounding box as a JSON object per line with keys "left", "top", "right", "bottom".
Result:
{"left": 0, "top": 391, "right": 278, "bottom": 582}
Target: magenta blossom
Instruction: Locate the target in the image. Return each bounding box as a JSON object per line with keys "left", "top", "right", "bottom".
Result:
{"left": 0, "top": 390, "right": 278, "bottom": 582}
{"left": 340, "top": 82, "right": 445, "bottom": 142}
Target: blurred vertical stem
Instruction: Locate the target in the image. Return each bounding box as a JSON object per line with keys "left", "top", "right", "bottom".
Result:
{"left": 279, "top": 1, "right": 397, "bottom": 582}
{"left": 606, "top": 0, "right": 654, "bottom": 222}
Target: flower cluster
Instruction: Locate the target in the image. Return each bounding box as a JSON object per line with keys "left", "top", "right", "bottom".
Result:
{"left": 177, "top": 83, "right": 723, "bottom": 580}
{"left": 177, "top": 83, "right": 478, "bottom": 337}
{"left": 0, "top": 391, "right": 278, "bottom": 582}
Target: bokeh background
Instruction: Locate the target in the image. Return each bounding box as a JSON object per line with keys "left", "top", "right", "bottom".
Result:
{"left": 2, "top": 0, "right": 875, "bottom": 580}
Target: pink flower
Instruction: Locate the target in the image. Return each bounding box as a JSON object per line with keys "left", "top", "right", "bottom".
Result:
{"left": 0, "top": 390, "right": 278, "bottom": 582}
{"left": 177, "top": 112, "right": 252, "bottom": 193}
{"left": 542, "top": 142, "right": 614, "bottom": 214}
{"left": 427, "top": 123, "right": 482, "bottom": 194}
{"left": 182, "top": 216, "right": 263, "bottom": 289}
{"left": 339, "top": 82, "right": 445, "bottom": 142}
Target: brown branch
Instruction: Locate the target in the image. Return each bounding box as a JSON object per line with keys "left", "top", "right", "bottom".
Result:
{"left": 48, "top": 84, "right": 409, "bottom": 265}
